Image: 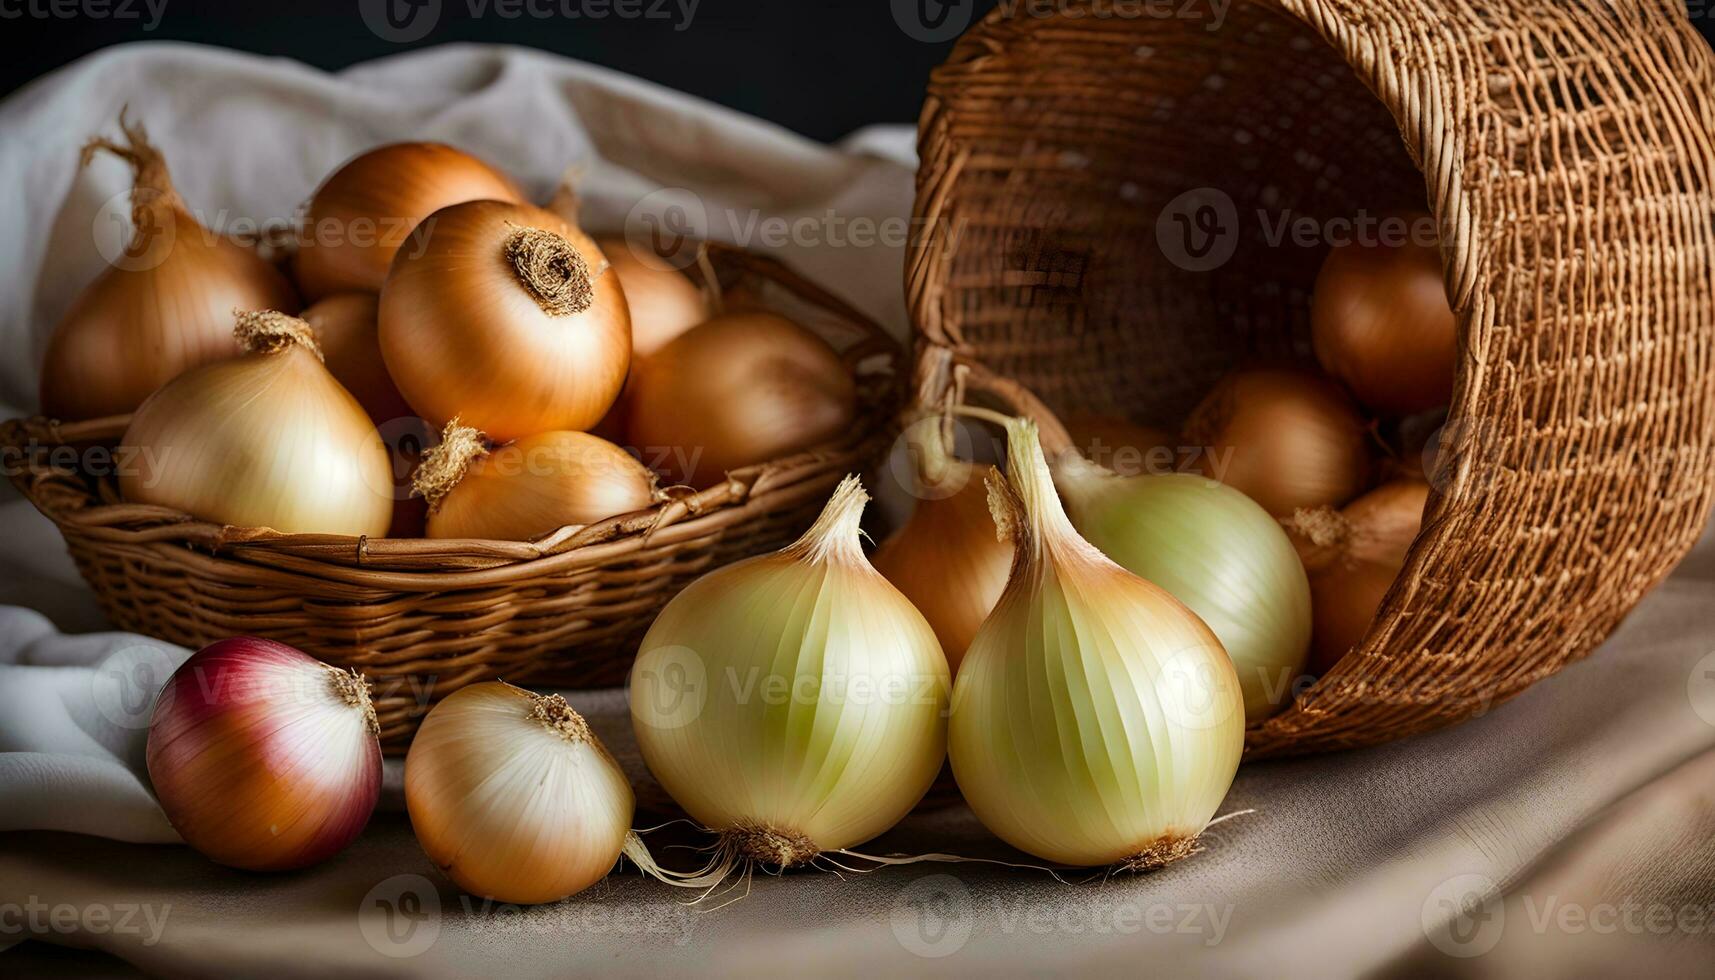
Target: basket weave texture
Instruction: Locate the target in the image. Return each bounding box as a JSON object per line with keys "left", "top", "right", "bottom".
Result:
{"left": 6, "top": 246, "right": 902, "bottom": 749}
{"left": 909, "top": 0, "right": 1715, "bottom": 756}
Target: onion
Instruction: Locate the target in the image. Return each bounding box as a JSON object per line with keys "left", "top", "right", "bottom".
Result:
{"left": 379, "top": 200, "right": 631, "bottom": 442}
{"left": 300, "top": 293, "right": 413, "bottom": 424}
{"left": 1292, "top": 479, "right": 1429, "bottom": 673}
{"left": 294, "top": 142, "right": 524, "bottom": 299}
{"left": 871, "top": 417, "right": 1012, "bottom": 674}
{"left": 413, "top": 420, "right": 660, "bottom": 540}
{"left": 625, "top": 311, "right": 856, "bottom": 488}
{"left": 1064, "top": 413, "right": 1182, "bottom": 477}
{"left": 1183, "top": 367, "right": 1373, "bottom": 517}
{"left": 593, "top": 236, "right": 711, "bottom": 361}
{"left": 40, "top": 112, "right": 298, "bottom": 420}
{"left": 1312, "top": 211, "right": 1456, "bottom": 415}
{"left": 405, "top": 682, "right": 648, "bottom": 904}
{"left": 949, "top": 416, "right": 1244, "bottom": 869}
{"left": 629, "top": 476, "right": 949, "bottom": 872}
{"left": 119, "top": 311, "right": 394, "bottom": 536}
{"left": 146, "top": 637, "right": 380, "bottom": 871}
{"left": 1055, "top": 454, "right": 1312, "bottom": 723}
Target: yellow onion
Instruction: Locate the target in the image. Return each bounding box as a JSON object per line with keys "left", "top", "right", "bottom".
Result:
{"left": 294, "top": 142, "right": 524, "bottom": 299}
{"left": 872, "top": 416, "right": 1012, "bottom": 674}
{"left": 629, "top": 476, "right": 949, "bottom": 871}
{"left": 406, "top": 682, "right": 643, "bottom": 904}
{"left": 1312, "top": 211, "right": 1456, "bottom": 416}
{"left": 594, "top": 236, "right": 712, "bottom": 360}
{"left": 40, "top": 112, "right": 298, "bottom": 420}
{"left": 119, "top": 311, "right": 394, "bottom": 536}
{"left": 1064, "top": 413, "right": 1182, "bottom": 478}
{"left": 625, "top": 311, "right": 856, "bottom": 488}
{"left": 1183, "top": 367, "right": 1373, "bottom": 517}
{"left": 949, "top": 417, "right": 1244, "bottom": 869}
{"left": 147, "top": 637, "right": 380, "bottom": 871}
{"left": 1293, "top": 480, "right": 1430, "bottom": 674}
{"left": 1055, "top": 453, "right": 1311, "bottom": 723}
{"left": 379, "top": 200, "right": 631, "bottom": 442}
{"left": 412, "top": 420, "right": 660, "bottom": 541}
{"left": 300, "top": 293, "right": 414, "bottom": 425}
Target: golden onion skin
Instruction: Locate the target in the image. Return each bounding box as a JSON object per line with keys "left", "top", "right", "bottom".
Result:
{"left": 426, "top": 430, "right": 657, "bottom": 541}
{"left": 872, "top": 459, "right": 1012, "bottom": 675}
{"left": 624, "top": 311, "right": 855, "bottom": 488}
{"left": 406, "top": 683, "right": 635, "bottom": 905}
{"left": 41, "top": 123, "right": 298, "bottom": 421}
{"left": 1184, "top": 368, "right": 1373, "bottom": 517}
{"left": 379, "top": 200, "right": 632, "bottom": 442}
{"left": 1312, "top": 211, "right": 1457, "bottom": 416}
{"left": 295, "top": 142, "right": 524, "bottom": 300}
{"left": 119, "top": 316, "right": 394, "bottom": 537}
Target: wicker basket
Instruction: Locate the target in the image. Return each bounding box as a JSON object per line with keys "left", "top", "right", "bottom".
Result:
{"left": 909, "top": 0, "right": 1715, "bottom": 756}
{"left": 5, "top": 245, "right": 902, "bottom": 750}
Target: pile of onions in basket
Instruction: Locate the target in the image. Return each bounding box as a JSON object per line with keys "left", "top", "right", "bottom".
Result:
{"left": 1042, "top": 208, "right": 1454, "bottom": 698}
{"left": 38, "top": 114, "right": 861, "bottom": 544}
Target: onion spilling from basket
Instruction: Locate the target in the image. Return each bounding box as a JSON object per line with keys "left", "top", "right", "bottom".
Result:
{"left": 43, "top": 112, "right": 1460, "bottom": 898}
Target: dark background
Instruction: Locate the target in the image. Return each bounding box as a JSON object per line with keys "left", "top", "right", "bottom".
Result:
{"left": 3, "top": 1, "right": 1714, "bottom": 143}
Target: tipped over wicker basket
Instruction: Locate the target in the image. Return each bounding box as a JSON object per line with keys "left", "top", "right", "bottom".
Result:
{"left": 909, "top": 0, "right": 1715, "bottom": 756}
{"left": 5, "top": 245, "right": 902, "bottom": 750}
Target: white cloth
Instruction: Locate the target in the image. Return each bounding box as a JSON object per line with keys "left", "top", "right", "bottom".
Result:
{"left": 3, "top": 41, "right": 1715, "bottom": 978}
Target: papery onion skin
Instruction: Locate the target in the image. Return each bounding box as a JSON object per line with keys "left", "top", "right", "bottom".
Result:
{"left": 949, "top": 419, "right": 1244, "bottom": 869}
{"left": 379, "top": 200, "right": 631, "bottom": 442}
{"left": 406, "top": 683, "right": 635, "bottom": 904}
{"left": 629, "top": 476, "right": 949, "bottom": 863}
{"left": 1312, "top": 211, "right": 1456, "bottom": 416}
{"left": 301, "top": 293, "right": 415, "bottom": 425}
{"left": 1301, "top": 480, "right": 1430, "bottom": 674}
{"left": 294, "top": 142, "right": 524, "bottom": 300}
{"left": 119, "top": 311, "right": 394, "bottom": 536}
{"left": 1057, "top": 461, "right": 1312, "bottom": 723}
{"left": 420, "top": 426, "right": 658, "bottom": 541}
{"left": 872, "top": 422, "right": 1012, "bottom": 675}
{"left": 1184, "top": 367, "right": 1373, "bottom": 517}
{"left": 41, "top": 115, "right": 298, "bottom": 420}
{"left": 594, "top": 236, "right": 711, "bottom": 361}
{"left": 146, "top": 637, "right": 380, "bottom": 871}
{"left": 625, "top": 312, "right": 856, "bottom": 488}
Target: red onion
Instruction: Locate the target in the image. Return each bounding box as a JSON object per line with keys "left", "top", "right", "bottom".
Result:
{"left": 146, "top": 637, "right": 381, "bottom": 871}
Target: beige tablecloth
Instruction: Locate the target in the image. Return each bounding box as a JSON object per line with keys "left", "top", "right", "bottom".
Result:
{"left": 3, "top": 42, "right": 1715, "bottom": 979}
